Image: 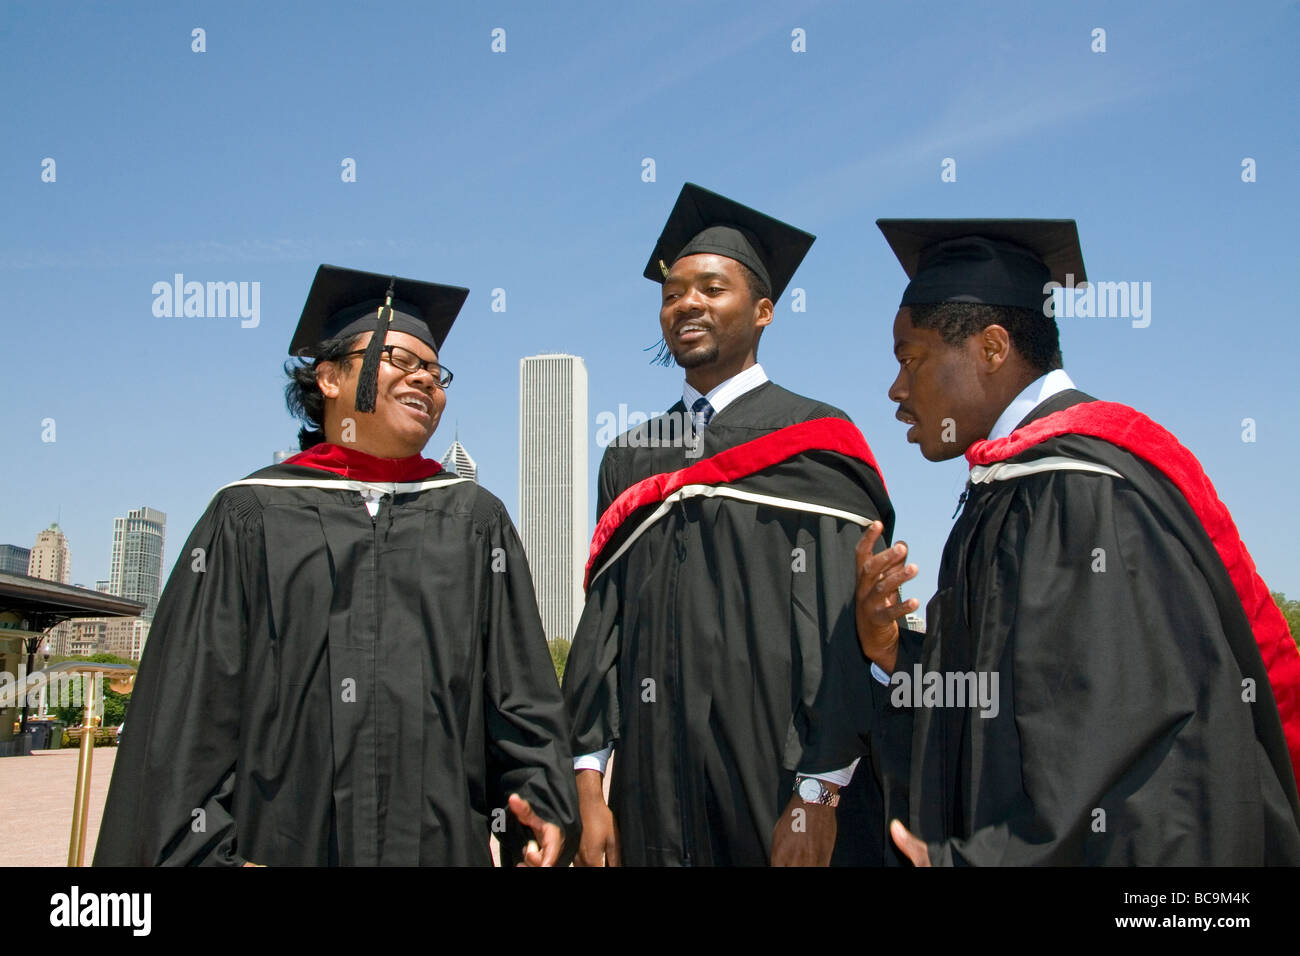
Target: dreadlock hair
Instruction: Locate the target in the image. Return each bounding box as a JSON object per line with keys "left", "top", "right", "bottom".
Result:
{"left": 908, "top": 301, "right": 1063, "bottom": 374}
{"left": 284, "top": 333, "right": 364, "bottom": 450}
{"left": 646, "top": 259, "right": 774, "bottom": 366}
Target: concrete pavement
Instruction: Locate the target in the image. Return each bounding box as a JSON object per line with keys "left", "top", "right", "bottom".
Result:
{"left": 0, "top": 747, "right": 116, "bottom": 866}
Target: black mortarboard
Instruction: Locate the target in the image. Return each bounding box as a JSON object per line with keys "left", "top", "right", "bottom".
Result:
{"left": 289, "top": 264, "right": 469, "bottom": 413}
{"left": 876, "top": 219, "right": 1086, "bottom": 313}
{"left": 645, "top": 183, "right": 816, "bottom": 301}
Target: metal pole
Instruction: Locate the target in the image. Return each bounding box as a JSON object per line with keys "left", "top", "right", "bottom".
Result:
{"left": 66, "top": 672, "right": 98, "bottom": 866}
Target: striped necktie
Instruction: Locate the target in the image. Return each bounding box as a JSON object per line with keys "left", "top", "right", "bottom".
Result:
{"left": 690, "top": 397, "right": 715, "bottom": 432}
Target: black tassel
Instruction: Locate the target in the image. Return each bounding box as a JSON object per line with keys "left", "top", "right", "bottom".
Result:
{"left": 354, "top": 282, "right": 396, "bottom": 413}
{"left": 644, "top": 337, "right": 675, "bottom": 367}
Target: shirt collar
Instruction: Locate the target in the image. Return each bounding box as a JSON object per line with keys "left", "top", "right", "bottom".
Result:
{"left": 682, "top": 363, "right": 769, "bottom": 417}
{"left": 987, "top": 368, "right": 1076, "bottom": 442}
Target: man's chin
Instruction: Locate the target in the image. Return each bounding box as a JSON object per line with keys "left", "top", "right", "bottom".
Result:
{"left": 918, "top": 439, "right": 967, "bottom": 463}
{"left": 673, "top": 345, "right": 719, "bottom": 369}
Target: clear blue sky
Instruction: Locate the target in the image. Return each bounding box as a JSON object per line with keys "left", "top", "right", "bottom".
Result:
{"left": 2, "top": 0, "right": 1297, "bottom": 608}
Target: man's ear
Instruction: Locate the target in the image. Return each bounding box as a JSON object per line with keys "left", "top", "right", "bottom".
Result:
{"left": 316, "top": 361, "right": 343, "bottom": 399}
{"left": 978, "top": 324, "right": 1012, "bottom": 373}
{"left": 754, "top": 296, "right": 774, "bottom": 330}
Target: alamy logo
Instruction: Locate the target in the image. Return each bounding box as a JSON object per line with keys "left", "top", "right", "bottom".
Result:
{"left": 0, "top": 669, "right": 103, "bottom": 711}
{"left": 1043, "top": 274, "right": 1152, "bottom": 329}
{"left": 889, "top": 664, "right": 1000, "bottom": 718}
{"left": 595, "top": 405, "right": 705, "bottom": 458}
{"left": 152, "top": 274, "right": 260, "bottom": 328}
{"left": 49, "top": 886, "right": 151, "bottom": 936}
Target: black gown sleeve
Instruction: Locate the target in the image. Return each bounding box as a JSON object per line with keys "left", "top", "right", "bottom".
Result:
{"left": 928, "top": 470, "right": 1288, "bottom": 865}
{"left": 788, "top": 513, "right": 882, "bottom": 776}
{"left": 562, "top": 449, "right": 624, "bottom": 760}
{"left": 94, "top": 491, "right": 254, "bottom": 866}
{"left": 481, "top": 501, "right": 581, "bottom": 865}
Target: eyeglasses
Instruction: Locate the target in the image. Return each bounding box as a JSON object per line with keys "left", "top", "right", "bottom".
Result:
{"left": 341, "top": 345, "right": 453, "bottom": 388}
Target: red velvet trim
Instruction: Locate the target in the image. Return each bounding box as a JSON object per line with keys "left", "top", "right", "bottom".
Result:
{"left": 584, "top": 418, "right": 885, "bottom": 590}
{"left": 968, "top": 400, "right": 1300, "bottom": 785}
{"left": 282, "top": 443, "right": 443, "bottom": 482}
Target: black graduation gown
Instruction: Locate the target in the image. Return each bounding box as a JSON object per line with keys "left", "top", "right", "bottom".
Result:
{"left": 879, "top": 390, "right": 1300, "bottom": 864}
{"left": 94, "top": 463, "right": 579, "bottom": 866}
{"left": 563, "top": 381, "right": 895, "bottom": 866}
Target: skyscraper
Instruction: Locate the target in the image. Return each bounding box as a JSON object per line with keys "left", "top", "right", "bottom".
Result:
{"left": 109, "top": 506, "right": 167, "bottom": 620}
{"left": 28, "top": 523, "right": 70, "bottom": 584}
{"left": 440, "top": 434, "right": 479, "bottom": 483}
{"left": 518, "top": 354, "right": 588, "bottom": 642}
{"left": 0, "top": 544, "right": 31, "bottom": 575}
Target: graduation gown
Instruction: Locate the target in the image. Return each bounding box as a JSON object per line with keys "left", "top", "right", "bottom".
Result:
{"left": 95, "top": 449, "right": 579, "bottom": 866}
{"left": 563, "top": 381, "right": 894, "bottom": 866}
{"left": 880, "top": 389, "right": 1300, "bottom": 864}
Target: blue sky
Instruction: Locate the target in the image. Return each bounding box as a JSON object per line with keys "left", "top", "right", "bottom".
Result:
{"left": 2, "top": 0, "right": 1297, "bottom": 608}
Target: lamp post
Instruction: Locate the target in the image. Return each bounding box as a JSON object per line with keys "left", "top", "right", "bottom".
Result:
{"left": 37, "top": 643, "right": 50, "bottom": 717}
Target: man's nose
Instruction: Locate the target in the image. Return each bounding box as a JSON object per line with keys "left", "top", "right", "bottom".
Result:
{"left": 675, "top": 287, "right": 704, "bottom": 314}
{"left": 887, "top": 370, "right": 907, "bottom": 404}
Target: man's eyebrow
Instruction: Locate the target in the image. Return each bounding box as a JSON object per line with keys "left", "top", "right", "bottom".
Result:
{"left": 893, "top": 339, "right": 908, "bottom": 357}
{"left": 665, "top": 271, "right": 729, "bottom": 286}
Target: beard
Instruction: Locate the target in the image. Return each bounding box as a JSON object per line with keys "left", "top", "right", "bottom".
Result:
{"left": 672, "top": 341, "right": 719, "bottom": 369}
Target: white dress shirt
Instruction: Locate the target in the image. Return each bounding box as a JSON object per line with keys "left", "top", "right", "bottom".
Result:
{"left": 574, "top": 362, "right": 860, "bottom": 788}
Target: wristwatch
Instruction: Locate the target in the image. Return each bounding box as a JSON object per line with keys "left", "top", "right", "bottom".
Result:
{"left": 794, "top": 775, "right": 840, "bottom": 807}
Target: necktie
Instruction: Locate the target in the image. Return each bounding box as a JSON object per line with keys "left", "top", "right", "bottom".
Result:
{"left": 691, "top": 397, "right": 715, "bottom": 433}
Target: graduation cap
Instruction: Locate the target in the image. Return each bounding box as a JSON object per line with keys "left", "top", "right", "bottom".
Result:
{"left": 289, "top": 264, "right": 469, "bottom": 413}
{"left": 876, "top": 219, "right": 1086, "bottom": 313}
{"left": 645, "top": 183, "right": 816, "bottom": 302}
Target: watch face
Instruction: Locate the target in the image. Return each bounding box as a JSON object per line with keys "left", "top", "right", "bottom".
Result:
{"left": 797, "top": 778, "right": 822, "bottom": 802}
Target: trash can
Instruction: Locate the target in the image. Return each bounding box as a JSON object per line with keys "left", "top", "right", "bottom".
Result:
{"left": 26, "top": 724, "right": 50, "bottom": 750}
{"left": 46, "top": 720, "right": 66, "bottom": 750}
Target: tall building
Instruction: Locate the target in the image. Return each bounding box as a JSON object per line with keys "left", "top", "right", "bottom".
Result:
{"left": 28, "top": 524, "right": 70, "bottom": 584}
{"left": 440, "top": 434, "right": 479, "bottom": 483}
{"left": 518, "top": 354, "right": 588, "bottom": 642}
{"left": 0, "top": 544, "right": 31, "bottom": 575}
{"left": 109, "top": 507, "right": 167, "bottom": 620}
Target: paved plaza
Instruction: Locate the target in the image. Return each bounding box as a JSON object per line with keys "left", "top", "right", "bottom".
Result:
{"left": 0, "top": 747, "right": 116, "bottom": 866}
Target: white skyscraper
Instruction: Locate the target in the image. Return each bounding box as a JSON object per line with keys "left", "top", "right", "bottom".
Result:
{"left": 109, "top": 506, "right": 167, "bottom": 620}
{"left": 518, "top": 354, "right": 588, "bottom": 642}
{"left": 440, "top": 435, "right": 479, "bottom": 483}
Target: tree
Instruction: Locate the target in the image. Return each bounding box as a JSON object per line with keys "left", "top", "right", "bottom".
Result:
{"left": 548, "top": 638, "right": 571, "bottom": 685}
{"left": 1273, "top": 593, "right": 1300, "bottom": 651}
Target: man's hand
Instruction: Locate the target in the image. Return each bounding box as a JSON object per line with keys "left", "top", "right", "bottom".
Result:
{"left": 855, "top": 520, "right": 919, "bottom": 673}
{"left": 508, "top": 793, "right": 564, "bottom": 867}
{"left": 573, "top": 769, "right": 621, "bottom": 867}
{"left": 890, "top": 818, "right": 932, "bottom": 867}
{"left": 770, "top": 789, "right": 838, "bottom": 867}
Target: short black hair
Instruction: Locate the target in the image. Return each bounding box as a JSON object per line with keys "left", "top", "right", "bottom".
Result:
{"left": 284, "top": 333, "right": 363, "bottom": 450}
{"left": 736, "top": 259, "right": 772, "bottom": 305}
{"left": 909, "top": 301, "right": 1062, "bottom": 374}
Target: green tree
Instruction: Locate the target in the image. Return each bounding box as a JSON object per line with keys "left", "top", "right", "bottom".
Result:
{"left": 1273, "top": 592, "right": 1300, "bottom": 651}
{"left": 548, "top": 638, "right": 571, "bottom": 685}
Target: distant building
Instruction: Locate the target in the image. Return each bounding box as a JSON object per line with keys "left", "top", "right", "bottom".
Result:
{"left": 94, "top": 579, "right": 111, "bottom": 593}
{"left": 0, "top": 545, "right": 30, "bottom": 576}
{"left": 109, "top": 507, "right": 166, "bottom": 620}
{"left": 440, "top": 436, "right": 479, "bottom": 483}
{"left": 28, "top": 524, "right": 70, "bottom": 584}
{"left": 48, "top": 612, "right": 150, "bottom": 661}
{"left": 273, "top": 449, "right": 295, "bottom": 464}
{"left": 518, "top": 354, "right": 588, "bottom": 642}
